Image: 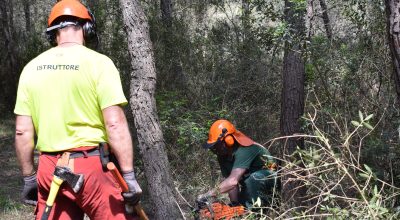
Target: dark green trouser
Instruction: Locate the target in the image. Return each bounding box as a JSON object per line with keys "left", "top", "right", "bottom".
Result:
{"left": 239, "top": 169, "right": 278, "bottom": 209}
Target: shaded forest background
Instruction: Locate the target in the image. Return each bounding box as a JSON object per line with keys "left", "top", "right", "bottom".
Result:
{"left": 1, "top": 0, "right": 400, "bottom": 219}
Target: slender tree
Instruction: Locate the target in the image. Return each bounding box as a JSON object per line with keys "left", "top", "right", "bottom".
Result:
{"left": 118, "top": 0, "right": 181, "bottom": 219}
{"left": 319, "top": 0, "right": 332, "bottom": 40}
{"left": 385, "top": 0, "right": 400, "bottom": 105}
{"left": 159, "top": 0, "right": 184, "bottom": 89}
{"left": 0, "top": 0, "right": 18, "bottom": 111}
{"left": 280, "top": 0, "right": 307, "bottom": 210}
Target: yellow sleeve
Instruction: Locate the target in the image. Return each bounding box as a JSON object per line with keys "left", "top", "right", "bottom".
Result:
{"left": 96, "top": 57, "right": 128, "bottom": 109}
{"left": 14, "top": 70, "right": 31, "bottom": 116}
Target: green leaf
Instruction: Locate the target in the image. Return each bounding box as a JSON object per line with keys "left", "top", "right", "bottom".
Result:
{"left": 254, "top": 197, "right": 262, "bottom": 207}
{"left": 359, "top": 173, "right": 370, "bottom": 179}
{"left": 359, "top": 111, "right": 364, "bottom": 121}
{"left": 364, "top": 164, "right": 373, "bottom": 173}
{"left": 365, "top": 114, "right": 373, "bottom": 121}
{"left": 351, "top": 121, "right": 361, "bottom": 127}
{"left": 363, "top": 122, "right": 374, "bottom": 130}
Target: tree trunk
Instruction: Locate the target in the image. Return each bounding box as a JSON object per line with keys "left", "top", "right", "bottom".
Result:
{"left": 159, "top": 0, "right": 184, "bottom": 90}
{"left": 319, "top": 0, "right": 332, "bottom": 40}
{"left": 23, "top": 0, "right": 32, "bottom": 33}
{"left": 0, "top": 0, "right": 18, "bottom": 111}
{"left": 306, "top": 0, "right": 313, "bottom": 39}
{"left": 280, "top": 0, "right": 307, "bottom": 210}
{"left": 385, "top": 0, "right": 400, "bottom": 105}
{"left": 118, "top": 0, "right": 181, "bottom": 219}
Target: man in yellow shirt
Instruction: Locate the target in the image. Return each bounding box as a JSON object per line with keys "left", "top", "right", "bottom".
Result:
{"left": 14, "top": 0, "right": 141, "bottom": 219}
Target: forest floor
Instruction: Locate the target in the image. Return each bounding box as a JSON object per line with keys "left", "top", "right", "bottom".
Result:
{"left": 0, "top": 117, "right": 34, "bottom": 219}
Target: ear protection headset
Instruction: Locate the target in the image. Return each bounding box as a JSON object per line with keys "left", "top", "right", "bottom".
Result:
{"left": 81, "top": 9, "right": 97, "bottom": 43}
{"left": 220, "top": 128, "right": 235, "bottom": 148}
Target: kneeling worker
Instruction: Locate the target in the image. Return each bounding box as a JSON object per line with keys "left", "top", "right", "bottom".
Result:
{"left": 198, "top": 119, "right": 278, "bottom": 210}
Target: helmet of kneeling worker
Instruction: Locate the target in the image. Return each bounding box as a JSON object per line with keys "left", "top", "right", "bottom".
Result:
{"left": 203, "top": 119, "right": 254, "bottom": 149}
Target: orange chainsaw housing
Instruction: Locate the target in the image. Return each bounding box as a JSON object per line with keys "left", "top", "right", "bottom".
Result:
{"left": 199, "top": 202, "right": 246, "bottom": 220}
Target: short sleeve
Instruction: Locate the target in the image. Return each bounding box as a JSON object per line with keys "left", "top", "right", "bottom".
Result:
{"left": 232, "top": 146, "right": 261, "bottom": 170}
{"left": 96, "top": 58, "right": 128, "bottom": 109}
{"left": 14, "top": 71, "right": 32, "bottom": 116}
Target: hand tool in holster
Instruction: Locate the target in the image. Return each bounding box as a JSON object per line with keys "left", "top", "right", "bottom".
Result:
{"left": 41, "top": 152, "right": 84, "bottom": 220}
{"left": 99, "top": 142, "right": 148, "bottom": 220}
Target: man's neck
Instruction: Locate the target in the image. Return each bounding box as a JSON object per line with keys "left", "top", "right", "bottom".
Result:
{"left": 57, "top": 41, "right": 82, "bottom": 47}
{"left": 56, "top": 26, "right": 84, "bottom": 47}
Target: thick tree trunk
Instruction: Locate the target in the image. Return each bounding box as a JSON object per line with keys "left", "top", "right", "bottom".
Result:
{"left": 118, "top": 0, "right": 181, "bottom": 219}
{"left": 385, "top": 0, "right": 400, "bottom": 105}
{"left": 319, "top": 0, "right": 332, "bottom": 40}
{"left": 280, "top": 0, "right": 307, "bottom": 210}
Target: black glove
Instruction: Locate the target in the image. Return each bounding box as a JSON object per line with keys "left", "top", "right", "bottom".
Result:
{"left": 122, "top": 171, "right": 142, "bottom": 206}
{"left": 21, "top": 172, "right": 38, "bottom": 206}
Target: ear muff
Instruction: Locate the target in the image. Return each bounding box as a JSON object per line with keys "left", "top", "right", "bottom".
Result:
{"left": 224, "top": 135, "right": 235, "bottom": 148}
{"left": 81, "top": 9, "right": 97, "bottom": 44}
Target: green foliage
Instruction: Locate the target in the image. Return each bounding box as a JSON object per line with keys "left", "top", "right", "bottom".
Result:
{"left": 274, "top": 111, "right": 400, "bottom": 219}
{"left": 0, "top": 192, "right": 23, "bottom": 213}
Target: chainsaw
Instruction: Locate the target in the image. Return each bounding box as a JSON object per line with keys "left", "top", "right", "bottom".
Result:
{"left": 194, "top": 199, "right": 247, "bottom": 220}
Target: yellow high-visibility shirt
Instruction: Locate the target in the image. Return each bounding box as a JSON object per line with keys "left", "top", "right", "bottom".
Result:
{"left": 14, "top": 45, "right": 127, "bottom": 152}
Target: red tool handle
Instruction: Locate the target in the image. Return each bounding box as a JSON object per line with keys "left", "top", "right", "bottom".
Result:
{"left": 106, "top": 162, "right": 149, "bottom": 220}
{"left": 107, "top": 162, "right": 129, "bottom": 192}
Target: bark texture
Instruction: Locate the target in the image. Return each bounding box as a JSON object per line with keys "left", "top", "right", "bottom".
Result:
{"left": 118, "top": 0, "right": 181, "bottom": 219}
{"left": 280, "top": 0, "right": 307, "bottom": 210}
{"left": 385, "top": 0, "right": 400, "bottom": 105}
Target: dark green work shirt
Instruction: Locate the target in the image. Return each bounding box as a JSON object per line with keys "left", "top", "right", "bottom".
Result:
{"left": 217, "top": 143, "right": 275, "bottom": 179}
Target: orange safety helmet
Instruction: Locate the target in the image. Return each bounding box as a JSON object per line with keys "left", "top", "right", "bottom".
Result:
{"left": 204, "top": 119, "right": 254, "bottom": 149}
{"left": 48, "top": 0, "right": 92, "bottom": 27}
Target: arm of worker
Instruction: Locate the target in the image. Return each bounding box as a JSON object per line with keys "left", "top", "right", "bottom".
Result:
{"left": 15, "top": 115, "right": 35, "bottom": 176}
{"left": 198, "top": 168, "right": 247, "bottom": 201}
{"left": 102, "top": 105, "right": 134, "bottom": 173}
{"left": 102, "top": 105, "right": 142, "bottom": 205}
{"left": 15, "top": 115, "right": 37, "bottom": 205}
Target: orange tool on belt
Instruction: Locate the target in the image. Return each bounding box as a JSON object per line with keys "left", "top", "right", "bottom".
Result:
{"left": 107, "top": 162, "right": 149, "bottom": 220}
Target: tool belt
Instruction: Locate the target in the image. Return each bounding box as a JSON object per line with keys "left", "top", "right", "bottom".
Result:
{"left": 41, "top": 147, "right": 100, "bottom": 159}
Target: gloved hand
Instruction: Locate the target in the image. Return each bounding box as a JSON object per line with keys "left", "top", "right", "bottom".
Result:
{"left": 122, "top": 171, "right": 142, "bottom": 206}
{"left": 196, "top": 191, "right": 213, "bottom": 207}
{"left": 21, "top": 172, "right": 38, "bottom": 206}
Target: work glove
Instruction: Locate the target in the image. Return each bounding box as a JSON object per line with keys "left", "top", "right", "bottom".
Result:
{"left": 122, "top": 171, "right": 142, "bottom": 206}
{"left": 196, "top": 191, "right": 213, "bottom": 208}
{"left": 21, "top": 172, "right": 38, "bottom": 206}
